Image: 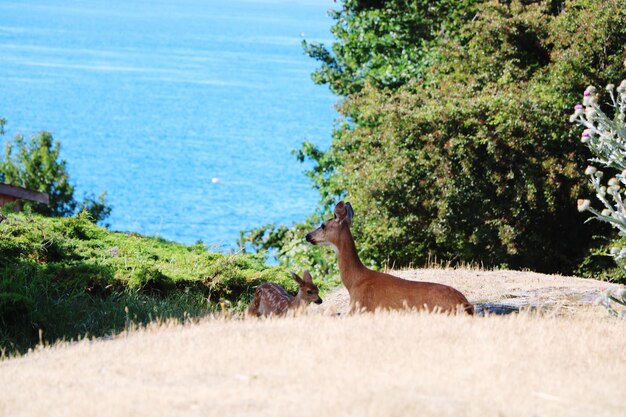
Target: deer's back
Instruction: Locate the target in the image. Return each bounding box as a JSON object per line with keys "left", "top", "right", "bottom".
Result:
{"left": 248, "top": 283, "right": 293, "bottom": 317}
{"left": 351, "top": 271, "right": 473, "bottom": 314}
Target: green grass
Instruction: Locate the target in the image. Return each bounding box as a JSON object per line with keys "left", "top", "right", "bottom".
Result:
{"left": 0, "top": 212, "right": 329, "bottom": 356}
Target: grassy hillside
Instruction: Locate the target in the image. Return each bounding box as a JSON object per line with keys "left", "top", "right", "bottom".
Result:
{"left": 0, "top": 212, "right": 312, "bottom": 355}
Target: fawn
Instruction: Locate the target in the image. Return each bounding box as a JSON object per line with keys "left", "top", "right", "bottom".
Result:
{"left": 306, "top": 201, "right": 473, "bottom": 314}
{"left": 247, "top": 270, "right": 323, "bottom": 317}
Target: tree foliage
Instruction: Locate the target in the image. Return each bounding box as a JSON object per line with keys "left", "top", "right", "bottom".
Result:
{"left": 0, "top": 119, "right": 111, "bottom": 224}
{"left": 303, "top": 0, "right": 478, "bottom": 96}
{"left": 248, "top": 0, "right": 626, "bottom": 274}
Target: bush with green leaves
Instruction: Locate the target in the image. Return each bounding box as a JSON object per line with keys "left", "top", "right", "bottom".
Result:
{"left": 0, "top": 212, "right": 304, "bottom": 356}
{"left": 302, "top": 0, "right": 479, "bottom": 96}
{"left": 0, "top": 118, "right": 111, "bottom": 224}
{"left": 572, "top": 80, "right": 626, "bottom": 279}
{"left": 239, "top": 215, "right": 341, "bottom": 287}
{"left": 246, "top": 0, "right": 481, "bottom": 273}
{"left": 249, "top": 0, "right": 626, "bottom": 275}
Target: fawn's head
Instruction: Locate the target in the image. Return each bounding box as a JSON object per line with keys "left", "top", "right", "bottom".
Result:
{"left": 292, "top": 270, "right": 322, "bottom": 304}
{"left": 305, "top": 201, "right": 353, "bottom": 248}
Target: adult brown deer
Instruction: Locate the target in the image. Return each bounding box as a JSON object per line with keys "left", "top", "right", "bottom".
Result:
{"left": 306, "top": 201, "right": 473, "bottom": 314}
{"left": 247, "top": 271, "right": 323, "bottom": 317}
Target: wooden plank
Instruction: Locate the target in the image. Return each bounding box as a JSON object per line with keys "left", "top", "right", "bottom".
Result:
{"left": 0, "top": 183, "right": 50, "bottom": 205}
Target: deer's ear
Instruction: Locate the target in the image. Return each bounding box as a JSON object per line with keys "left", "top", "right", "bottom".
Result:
{"left": 291, "top": 272, "right": 304, "bottom": 285}
{"left": 334, "top": 201, "right": 347, "bottom": 221}
{"left": 302, "top": 270, "right": 313, "bottom": 283}
{"left": 345, "top": 202, "right": 353, "bottom": 224}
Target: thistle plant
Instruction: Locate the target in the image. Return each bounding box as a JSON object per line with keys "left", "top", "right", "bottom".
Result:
{"left": 571, "top": 80, "right": 626, "bottom": 247}
{"left": 571, "top": 78, "right": 626, "bottom": 317}
{"left": 594, "top": 287, "right": 626, "bottom": 318}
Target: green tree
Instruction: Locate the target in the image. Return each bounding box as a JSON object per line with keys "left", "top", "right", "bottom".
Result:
{"left": 321, "top": 0, "right": 626, "bottom": 273}
{"left": 248, "top": 0, "right": 626, "bottom": 274}
{"left": 303, "top": 0, "right": 478, "bottom": 96}
{"left": 0, "top": 120, "right": 111, "bottom": 224}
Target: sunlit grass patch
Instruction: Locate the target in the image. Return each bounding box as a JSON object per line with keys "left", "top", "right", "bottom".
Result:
{"left": 0, "top": 212, "right": 339, "bottom": 355}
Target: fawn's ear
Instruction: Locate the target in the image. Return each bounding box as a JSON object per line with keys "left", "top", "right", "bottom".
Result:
{"left": 302, "top": 270, "right": 313, "bottom": 283}
{"left": 291, "top": 272, "right": 304, "bottom": 285}
{"left": 334, "top": 201, "right": 347, "bottom": 221}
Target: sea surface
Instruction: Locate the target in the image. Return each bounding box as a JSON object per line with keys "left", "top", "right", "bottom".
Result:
{"left": 0, "top": 0, "right": 337, "bottom": 249}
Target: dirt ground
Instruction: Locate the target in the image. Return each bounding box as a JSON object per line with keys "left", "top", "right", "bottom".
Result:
{"left": 1, "top": 268, "right": 624, "bottom": 417}
{"left": 309, "top": 267, "right": 623, "bottom": 316}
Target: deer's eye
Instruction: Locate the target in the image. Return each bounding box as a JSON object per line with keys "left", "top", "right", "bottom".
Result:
{"left": 306, "top": 290, "right": 313, "bottom": 295}
{"left": 321, "top": 223, "right": 326, "bottom": 230}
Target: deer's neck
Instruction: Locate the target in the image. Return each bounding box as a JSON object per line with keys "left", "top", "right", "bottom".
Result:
{"left": 335, "top": 228, "right": 366, "bottom": 291}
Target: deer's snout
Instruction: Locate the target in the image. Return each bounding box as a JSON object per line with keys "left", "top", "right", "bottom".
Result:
{"left": 305, "top": 233, "right": 315, "bottom": 244}
{"left": 315, "top": 297, "right": 323, "bottom": 304}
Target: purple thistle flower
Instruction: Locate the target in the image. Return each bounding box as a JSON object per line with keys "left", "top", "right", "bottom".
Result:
{"left": 584, "top": 90, "right": 592, "bottom": 97}
{"left": 582, "top": 130, "right": 590, "bottom": 137}
{"left": 574, "top": 104, "right": 583, "bottom": 110}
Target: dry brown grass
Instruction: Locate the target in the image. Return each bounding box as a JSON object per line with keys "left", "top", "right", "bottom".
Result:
{"left": 1, "top": 269, "right": 625, "bottom": 417}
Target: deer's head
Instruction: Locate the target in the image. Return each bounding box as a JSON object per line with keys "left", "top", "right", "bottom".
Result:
{"left": 292, "top": 270, "right": 323, "bottom": 304}
{"left": 305, "top": 201, "right": 353, "bottom": 249}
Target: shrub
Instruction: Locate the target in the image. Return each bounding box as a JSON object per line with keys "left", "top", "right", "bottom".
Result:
{"left": 0, "top": 213, "right": 300, "bottom": 355}
{"left": 290, "top": 0, "right": 626, "bottom": 274}
{"left": 240, "top": 217, "right": 341, "bottom": 286}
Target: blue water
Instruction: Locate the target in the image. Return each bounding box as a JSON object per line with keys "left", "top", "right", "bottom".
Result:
{"left": 0, "top": 0, "right": 336, "bottom": 248}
